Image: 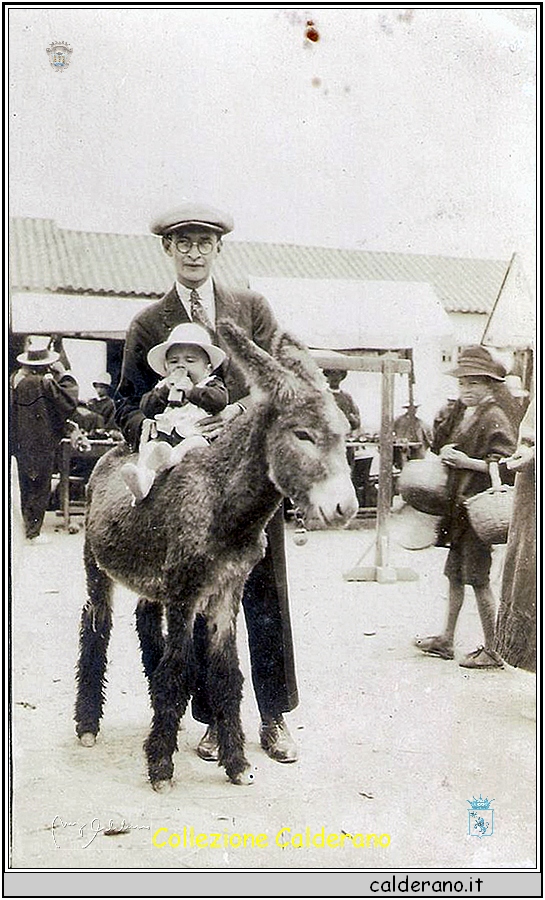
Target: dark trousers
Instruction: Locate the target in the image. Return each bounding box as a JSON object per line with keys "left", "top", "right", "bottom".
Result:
{"left": 17, "top": 464, "right": 53, "bottom": 539}
{"left": 191, "top": 505, "right": 299, "bottom": 722}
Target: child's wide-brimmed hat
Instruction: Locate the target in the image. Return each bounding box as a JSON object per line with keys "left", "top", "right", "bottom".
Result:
{"left": 448, "top": 345, "right": 506, "bottom": 381}
{"left": 92, "top": 372, "right": 112, "bottom": 387}
{"left": 147, "top": 323, "right": 226, "bottom": 376}
{"left": 17, "top": 335, "right": 59, "bottom": 367}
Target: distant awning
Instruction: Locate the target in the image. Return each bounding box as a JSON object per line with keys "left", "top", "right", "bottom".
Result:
{"left": 10, "top": 291, "right": 150, "bottom": 338}
{"left": 249, "top": 278, "right": 453, "bottom": 350}
{"left": 482, "top": 254, "right": 536, "bottom": 348}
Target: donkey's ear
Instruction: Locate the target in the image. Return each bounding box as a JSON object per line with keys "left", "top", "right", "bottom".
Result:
{"left": 217, "top": 320, "right": 298, "bottom": 404}
{"left": 271, "top": 329, "right": 329, "bottom": 391}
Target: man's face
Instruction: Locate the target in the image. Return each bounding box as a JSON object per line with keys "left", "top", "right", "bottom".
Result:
{"left": 164, "top": 227, "right": 221, "bottom": 288}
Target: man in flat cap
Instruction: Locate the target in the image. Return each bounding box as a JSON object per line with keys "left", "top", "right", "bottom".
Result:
{"left": 115, "top": 201, "right": 298, "bottom": 763}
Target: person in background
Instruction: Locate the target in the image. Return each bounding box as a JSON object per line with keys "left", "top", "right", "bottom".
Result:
{"left": 115, "top": 201, "right": 299, "bottom": 764}
{"left": 322, "top": 369, "right": 361, "bottom": 437}
{"left": 431, "top": 393, "right": 461, "bottom": 455}
{"left": 394, "top": 402, "right": 432, "bottom": 450}
{"left": 414, "top": 346, "right": 516, "bottom": 669}
{"left": 393, "top": 401, "right": 432, "bottom": 466}
{"left": 11, "top": 336, "right": 77, "bottom": 543}
{"left": 495, "top": 397, "right": 536, "bottom": 672}
{"left": 88, "top": 373, "right": 117, "bottom": 431}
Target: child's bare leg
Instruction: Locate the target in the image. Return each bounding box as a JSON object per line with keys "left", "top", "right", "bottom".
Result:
{"left": 444, "top": 577, "right": 465, "bottom": 644}
{"left": 414, "top": 577, "right": 462, "bottom": 659}
{"left": 473, "top": 583, "right": 497, "bottom": 648}
{"left": 458, "top": 582, "right": 503, "bottom": 668}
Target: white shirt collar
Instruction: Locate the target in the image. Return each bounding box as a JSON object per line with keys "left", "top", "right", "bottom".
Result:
{"left": 176, "top": 279, "right": 215, "bottom": 319}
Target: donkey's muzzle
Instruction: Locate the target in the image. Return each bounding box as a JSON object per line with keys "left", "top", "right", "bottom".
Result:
{"left": 306, "top": 474, "right": 358, "bottom": 529}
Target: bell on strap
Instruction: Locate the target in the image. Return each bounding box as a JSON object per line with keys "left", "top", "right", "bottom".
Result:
{"left": 190, "top": 289, "right": 215, "bottom": 335}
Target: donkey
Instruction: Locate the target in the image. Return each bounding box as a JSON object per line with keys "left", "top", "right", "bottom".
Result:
{"left": 75, "top": 321, "right": 358, "bottom": 791}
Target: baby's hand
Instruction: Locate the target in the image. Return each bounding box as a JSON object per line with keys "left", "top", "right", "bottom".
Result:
{"left": 169, "top": 373, "right": 193, "bottom": 393}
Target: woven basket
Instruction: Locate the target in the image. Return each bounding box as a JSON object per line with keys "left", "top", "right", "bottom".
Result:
{"left": 464, "top": 461, "right": 514, "bottom": 545}
{"left": 398, "top": 454, "right": 450, "bottom": 516}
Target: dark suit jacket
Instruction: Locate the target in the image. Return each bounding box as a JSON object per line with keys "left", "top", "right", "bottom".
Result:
{"left": 12, "top": 372, "right": 77, "bottom": 478}
{"left": 115, "top": 281, "right": 279, "bottom": 449}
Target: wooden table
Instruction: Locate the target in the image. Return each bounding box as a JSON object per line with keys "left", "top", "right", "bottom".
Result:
{"left": 58, "top": 438, "right": 120, "bottom": 530}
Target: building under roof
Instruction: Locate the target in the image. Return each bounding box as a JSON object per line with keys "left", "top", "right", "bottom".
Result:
{"left": 10, "top": 216, "right": 508, "bottom": 317}
{"left": 9, "top": 217, "right": 533, "bottom": 420}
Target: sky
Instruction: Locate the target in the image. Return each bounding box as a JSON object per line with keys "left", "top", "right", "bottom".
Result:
{"left": 8, "top": 6, "right": 538, "bottom": 283}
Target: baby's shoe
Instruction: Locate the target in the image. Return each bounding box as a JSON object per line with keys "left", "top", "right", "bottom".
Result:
{"left": 120, "top": 463, "right": 155, "bottom": 503}
{"left": 145, "top": 441, "right": 176, "bottom": 473}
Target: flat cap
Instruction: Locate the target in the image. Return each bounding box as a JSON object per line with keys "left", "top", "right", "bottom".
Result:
{"left": 149, "top": 202, "right": 234, "bottom": 236}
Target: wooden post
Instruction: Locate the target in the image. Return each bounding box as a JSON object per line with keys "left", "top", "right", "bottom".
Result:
{"left": 374, "top": 357, "right": 397, "bottom": 581}
{"left": 341, "top": 356, "right": 418, "bottom": 584}
{"left": 307, "top": 348, "right": 418, "bottom": 583}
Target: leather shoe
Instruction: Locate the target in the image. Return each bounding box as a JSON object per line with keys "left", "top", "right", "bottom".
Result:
{"left": 196, "top": 724, "right": 219, "bottom": 761}
{"left": 259, "top": 715, "right": 298, "bottom": 763}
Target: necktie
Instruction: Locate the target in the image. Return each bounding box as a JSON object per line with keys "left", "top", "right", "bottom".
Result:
{"left": 190, "top": 289, "right": 215, "bottom": 336}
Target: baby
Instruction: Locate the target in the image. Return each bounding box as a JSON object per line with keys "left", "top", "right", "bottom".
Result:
{"left": 121, "top": 323, "right": 228, "bottom": 503}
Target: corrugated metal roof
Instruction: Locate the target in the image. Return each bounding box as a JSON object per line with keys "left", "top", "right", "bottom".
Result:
{"left": 9, "top": 216, "right": 508, "bottom": 314}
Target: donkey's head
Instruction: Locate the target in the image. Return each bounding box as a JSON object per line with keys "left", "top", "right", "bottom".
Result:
{"left": 218, "top": 320, "right": 358, "bottom": 528}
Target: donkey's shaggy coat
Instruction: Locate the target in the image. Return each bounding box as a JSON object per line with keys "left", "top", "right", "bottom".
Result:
{"left": 75, "top": 322, "right": 358, "bottom": 790}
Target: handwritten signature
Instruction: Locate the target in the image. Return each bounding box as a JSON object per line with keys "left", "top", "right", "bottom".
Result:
{"left": 51, "top": 815, "right": 150, "bottom": 849}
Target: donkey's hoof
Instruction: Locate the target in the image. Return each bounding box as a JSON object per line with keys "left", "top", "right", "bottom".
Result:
{"left": 151, "top": 779, "right": 172, "bottom": 793}
{"left": 230, "top": 764, "right": 257, "bottom": 785}
{"left": 79, "top": 732, "right": 96, "bottom": 747}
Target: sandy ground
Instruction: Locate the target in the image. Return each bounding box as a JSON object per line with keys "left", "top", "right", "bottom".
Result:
{"left": 10, "top": 485, "right": 536, "bottom": 871}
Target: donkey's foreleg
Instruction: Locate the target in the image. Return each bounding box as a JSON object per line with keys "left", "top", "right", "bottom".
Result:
{"left": 75, "top": 540, "right": 113, "bottom": 745}
{"left": 144, "top": 603, "right": 194, "bottom": 791}
{"left": 204, "top": 592, "right": 250, "bottom": 785}
{"left": 135, "top": 598, "right": 165, "bottom": 688}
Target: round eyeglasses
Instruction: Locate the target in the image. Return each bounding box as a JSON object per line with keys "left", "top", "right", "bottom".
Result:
{"left": 172, "top": 237, "right": 216, "bottom": 256}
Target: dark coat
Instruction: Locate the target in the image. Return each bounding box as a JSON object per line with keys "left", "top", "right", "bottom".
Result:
{"left": 140, "top": 374, "right": 228, "bottom": 420}
{"left": 436, "top": 398, "right": 517, "bottom": 585}
{"left": 88, "top": 396, "right": 117, "bottom": 430}
{"left": 441, "top": 398, "right": 517, "bottom": 504}
{"left": 114, "top": 279, "right": 297, "bottom": 717}
{"left": 495, "top": 401, "right": 536, "bottom": 670}
{"left": 12, "top": 372, "right": 77, "bottom": 478}
{"left": 115, "top": 282, "right": 278, "bottom": 450}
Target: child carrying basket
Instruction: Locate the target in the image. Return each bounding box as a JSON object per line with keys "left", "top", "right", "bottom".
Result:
{"left": 413, "top": 346, "right": 517, "bottom": 669}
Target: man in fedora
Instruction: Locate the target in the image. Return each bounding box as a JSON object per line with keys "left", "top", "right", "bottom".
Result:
{"left": 12, "top": 335, "right": 77, "bottom": 543}
{"left": 115, "top": 202, "right": 298, "bottom": 763}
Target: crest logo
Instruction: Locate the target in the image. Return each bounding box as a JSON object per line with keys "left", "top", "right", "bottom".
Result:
{"left": 46, "top": 41, "right": 73, "bottom": 72}
{"left": 467, "top": 795, "right": 494, "bottom": 838}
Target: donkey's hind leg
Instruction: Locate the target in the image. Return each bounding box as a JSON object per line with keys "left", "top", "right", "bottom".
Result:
{"left": 135, "top": 598, "right": 165, "bottom": 687}
{"left": 75, "top": 539, "right": 113, "bottom": 746}
{"left": 204, "top": 589, "right": 251, "bottom": 785}
{"left": 144, "top": 602, "right": 194, "bottom": 791}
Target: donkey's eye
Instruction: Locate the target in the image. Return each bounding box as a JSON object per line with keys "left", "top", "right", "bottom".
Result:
{"left": 294, "top": 429, "right": 315, "bottom": 444}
